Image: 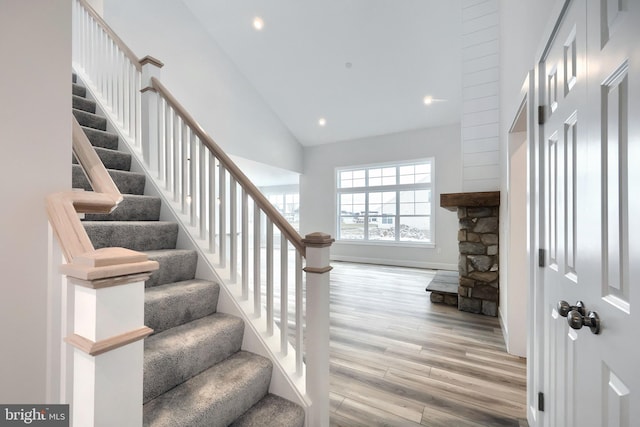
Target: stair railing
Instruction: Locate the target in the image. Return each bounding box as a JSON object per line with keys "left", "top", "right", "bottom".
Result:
{"left": 49, "top": 117, "right": 159, "bottom": 278}
{"left": 46, "top": 116, "right": 158, "bottom": 425}
{"left": 147, "top": 79, "right": 332, "bottom": 424}
{"left": 72, "top": 0, "right": 333, "bottom": 425}
{"left": 72, "top": 0, "right": 143, "bottom": 150}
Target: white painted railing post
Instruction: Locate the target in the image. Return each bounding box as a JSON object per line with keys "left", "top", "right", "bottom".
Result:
{"left": 62, "top": 252, "right": 155, "bottom": 427}
{"left": 140, "top": 56, "right": 164, "bottom": 176}
{"left": 303, "top": 232, "right": 334, "bottom": 427}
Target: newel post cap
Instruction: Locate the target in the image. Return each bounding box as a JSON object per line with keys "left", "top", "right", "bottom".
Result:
{"left": 302, "top": 232, "right": 335, "bottom": 248}
{"left": 139, "top": 55, "right": 164, "bottom": 68}
{"left": 140, "top": 56, "right": 164, "bottom": 93}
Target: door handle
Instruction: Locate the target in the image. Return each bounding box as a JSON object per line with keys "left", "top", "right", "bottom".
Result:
{"left": 557, "top": 300, "right": 585, "bottom": 317}
{"left": 567, "top": 310, "right": 601, "bottom": 334}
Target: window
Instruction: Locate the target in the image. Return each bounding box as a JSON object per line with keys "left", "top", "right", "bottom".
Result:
{"left": 267, "top": 192, "right": 300, "bottom": 230}
{"left": 337, "top": 159, "right": 434, "bottom": 244}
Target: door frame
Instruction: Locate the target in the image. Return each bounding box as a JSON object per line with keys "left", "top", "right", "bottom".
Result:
{"left": 502, "top": 77, "right": 532, "bottom": 360}
{"left": 507, "top": 71, "right": 543, "bottom": 426}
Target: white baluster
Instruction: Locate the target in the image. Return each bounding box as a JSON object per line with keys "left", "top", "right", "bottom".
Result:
{"left": 208, "top": 153, "right": 216, "bottom": 254}
{"left": 280, "top": 233, "right": 288, "bottom": 355}
{"left": 122, "top": 58, "right": 130, "bottom": 134}
{"left": 134, "top": 70, "right": 142, "bottom": 147}
{"left": 157, "top": 97, "right": 166, "bottom": 183}
{"left": 164, "top": 104, "right": 172, "bottom": 191}
{"left": 219, "top": 165, "right": 226, "bottom": 267}
{"left": 230, "top": 177, "right": 237, "bottom": 283}
{"left": 295, "top": 252, "right": 303, "bottom": 376}
{"left": 181, "top": 123, "right": 188, "bottom": 214}
{"left": 242, "top": 189, "right": 249, "bottom": 300}
{"left": 189, "top": 134, "right": 197, "bottom": 226}
{"left": 199, "top": 143, "right": 206, "bottom": 239}
{"left": 266, "top": 219, "right": 274, "bottom": 336}
{"left": 172, "top": 112, "right": 180, "bottom": 202}
{"left": 253, "top": 204, "right": 261, "bottom": 315}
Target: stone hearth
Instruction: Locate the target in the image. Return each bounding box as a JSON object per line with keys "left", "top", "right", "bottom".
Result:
{"left": 440, "top": 191, "right": 500, "bottom": 316}
{"left": 425, "top": 270, "right": 458, "bottom": 306}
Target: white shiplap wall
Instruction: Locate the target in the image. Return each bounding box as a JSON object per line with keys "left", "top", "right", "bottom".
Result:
{"left": 461, "top": 0, "right": 500, "bottom": 191}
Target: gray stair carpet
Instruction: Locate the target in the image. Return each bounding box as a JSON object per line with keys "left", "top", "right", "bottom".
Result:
{"left": 73, "top": 146, "right": 131, "bottom": 171}
{"left": 71, "top": 75, "right": 305, "bottom": 426}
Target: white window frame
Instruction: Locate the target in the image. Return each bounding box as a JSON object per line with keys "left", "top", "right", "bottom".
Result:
{"left": 335, "top": 158, "right": 435, "bottom": 246}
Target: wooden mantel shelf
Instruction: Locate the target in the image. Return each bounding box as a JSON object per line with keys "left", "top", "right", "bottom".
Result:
{"left": 440, "top": 191, "right": 500, "bottom": 211}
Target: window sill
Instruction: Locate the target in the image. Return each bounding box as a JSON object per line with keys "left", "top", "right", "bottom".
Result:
{"left": 335, "top": 239, "right": 436, "bottom": 249}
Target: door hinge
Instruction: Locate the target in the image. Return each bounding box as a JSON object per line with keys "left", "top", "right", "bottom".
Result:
{"left": 539, "top": 249, "right": 546, "bottom": 267}
{"left": 538, "top": 392, "right": 545, "bottom": 412}
{"left": 538, "top": 105, "right": 546, "bottom": 125}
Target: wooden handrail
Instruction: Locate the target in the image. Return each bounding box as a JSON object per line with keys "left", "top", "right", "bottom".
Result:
{"left": 77, "top": 0, "right": 142, "bottom": 72}
{"left": 72, "top": 117, "right": 122, "bottom": 202}
{"left": 46, "top": 115, "right": 158, "bottom": 279}
{"left": 150, "top": 77, "right": 306, "bottom": 256}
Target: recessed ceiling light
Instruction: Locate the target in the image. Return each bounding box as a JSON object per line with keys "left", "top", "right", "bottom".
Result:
{"left": 253, "top": 17, "right": 264, "bottom": 31}
{"left": 423, "top": 96, "right": 433, "bottom": 105}
{"left": 318, "top": 117, "right": 327, "bottom": 127}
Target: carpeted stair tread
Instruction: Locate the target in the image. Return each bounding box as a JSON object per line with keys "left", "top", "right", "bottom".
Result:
{"left": 230, "top": 394, "right": 305, "bottom": 427}
{"left": 81, "top": 126, "right": 119, "bottom": 150}
{"left": 84, "top": 194, "right": 161, "bottom": 221}
{"left": 144, "top": 313, "right": 245, "bottom": 403}
{"left": 83, "top": 221, "right": 178, "bottom": 251}
{"left": 72, "top": 94, "right": 96, "bottom": 113}
{"left": 145, "top": 280, "right": 220, "bottom": 334}
{"left": 72, "top": 82, "right": 86, "bottom": 97}
{"left": 73, "top": 108, "right": 107, "bottom": 131}
{"left": 143, "top": 351, "right": 272, "bottom": 427}
{"left": 144, "top": 249, "right": 198, "bottom": 287}
{"left": 73, "top": 146, "right": 131, "bottom": 171}
{"left": 72, "top": 164, "right": 146, "bottom": 195}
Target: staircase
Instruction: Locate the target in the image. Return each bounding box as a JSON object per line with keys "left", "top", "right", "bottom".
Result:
{"left": 71, "top": 75, "right": 305, "bottom": 427}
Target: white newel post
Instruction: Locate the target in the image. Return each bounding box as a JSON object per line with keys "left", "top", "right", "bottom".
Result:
{"left": 63, "top": 260, "right": 155, "bottom": 427}
{"left": 303, "top": 232, "right": 334, "bottom": 427}
{"left": 140, "top": 56, "right": 164, "bottom": 176}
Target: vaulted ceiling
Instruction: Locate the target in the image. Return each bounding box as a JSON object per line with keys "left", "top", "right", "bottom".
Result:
{"left": 181, "top": 0, "right": 463, "bottom": 146}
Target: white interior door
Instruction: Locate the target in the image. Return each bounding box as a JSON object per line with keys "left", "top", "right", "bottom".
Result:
{"left": 538, "top": 0, "right": 640, "bottom": 426}
{"left": 540, "top": 2, "right": 587, "bottom": 426}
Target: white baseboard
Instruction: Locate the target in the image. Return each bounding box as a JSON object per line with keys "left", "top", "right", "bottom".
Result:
{"left": 498, "top": 308, "right": 509, "bottom": 349}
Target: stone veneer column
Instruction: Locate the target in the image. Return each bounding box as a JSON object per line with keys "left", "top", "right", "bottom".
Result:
{"left": 440, "top": 191, "right": 500, "bottom": 317}
{"left": 457, "top": 206, "right": 499, "bottom": 316}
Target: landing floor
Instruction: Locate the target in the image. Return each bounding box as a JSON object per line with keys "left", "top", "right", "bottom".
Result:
{"left": 328, "top": 262, "right": 528, "bottom": 427}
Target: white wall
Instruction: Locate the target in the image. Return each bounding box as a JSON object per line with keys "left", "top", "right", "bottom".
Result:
{"left": 0, "top": 0, "right": 71, "bottom": 402}
{"left": 461, "top": 0, "right": 500, "bottom": 191}
{"left": 503, "top": 129, "right": 528, "bottom": 357}
{"left": 301, "top": 124, "right": 461, "bottom": 270}
{"left": 103, "top": 0, "right": 304, "bottom": 174}
{"left": 500, "top": 0, "right": 560, "bottom": 125}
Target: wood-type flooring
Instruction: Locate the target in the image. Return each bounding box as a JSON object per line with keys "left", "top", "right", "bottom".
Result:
{"left": 328, "top": 262, "right": 528, "bottom": 427}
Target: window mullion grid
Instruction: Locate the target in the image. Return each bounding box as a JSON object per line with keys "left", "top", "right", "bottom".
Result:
{"left": 395, "top": 190, "right": 400, "bottom": 242}
{"left": 364, "top": 191, "right": 369, "bottom": 240}
{"left": 364, "top": 169, "right": 369, "bottom": 240}
{"left": 337, "top": 161, "right": 433, "bottom": 243}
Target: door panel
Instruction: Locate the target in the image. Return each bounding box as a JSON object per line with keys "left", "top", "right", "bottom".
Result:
{"left": 538, "top": 0, "right": 639, "bottom": 425}
{"left": 583, "top": 0, "right": 639, "bottom": 425}
{"left": 541, "top": 2, "right": 586, "bottom": 426}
